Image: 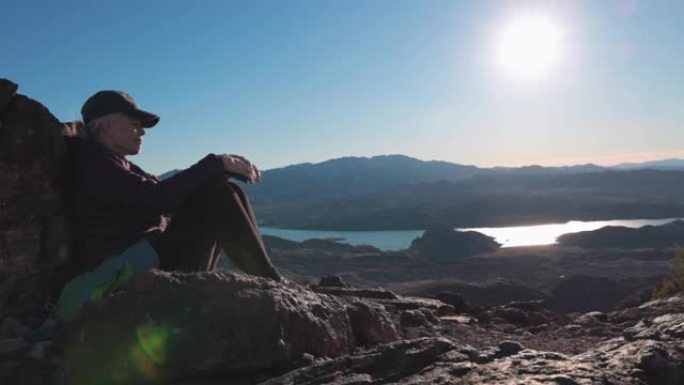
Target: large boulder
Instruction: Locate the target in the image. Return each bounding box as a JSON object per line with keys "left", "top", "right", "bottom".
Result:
{"left": 57, "top": 270, "right": 402, "bottom": 384}
{"left": 0, "top": 79, "right": 73, "bottom": 318}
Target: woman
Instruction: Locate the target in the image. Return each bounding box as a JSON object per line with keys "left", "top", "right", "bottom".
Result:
{"left": 31, "top": 90, "right": 281, "bottom": 339}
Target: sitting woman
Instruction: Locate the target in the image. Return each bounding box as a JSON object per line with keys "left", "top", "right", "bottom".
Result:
{"left": 32, "top": 90, "right": 282, "bottom": 339}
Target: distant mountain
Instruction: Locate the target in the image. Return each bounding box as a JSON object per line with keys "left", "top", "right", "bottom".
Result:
{"left": 159, "top": 155, "right": 683, "bottom": 183}
{"left": 246, "top": 155, "right": 482, "bottom": 203}
{"left": 490, "top": 163, "right": 606, "bottom": 174}
{"left": 158, "top": 169, "right": 181, "bottom": 180}
{"left": 246, "top": 155, "right": 614, "bottom": 205}
{"left": 615, "top": 158, "right": 684, "bottom": 170}
{"left": 159, "top": 155, "right": 684, "bottom": 181}
{"left": 157, "top": 155, "right": 684, "bottom": 230}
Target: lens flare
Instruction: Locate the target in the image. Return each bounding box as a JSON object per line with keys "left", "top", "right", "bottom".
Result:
{"left": 135, "top": 323, "right": 170, "bottom": 366}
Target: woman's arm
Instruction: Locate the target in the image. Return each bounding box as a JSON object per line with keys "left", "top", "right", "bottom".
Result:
{"left": 81, "top": 153, "right": 225, "bottom": 213}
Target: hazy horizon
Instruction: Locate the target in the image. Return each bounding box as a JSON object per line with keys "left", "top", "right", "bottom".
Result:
{"left": 257, "top": 151, "right": 684, "bottom": 172}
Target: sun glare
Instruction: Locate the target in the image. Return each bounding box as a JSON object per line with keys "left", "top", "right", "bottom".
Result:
{"left": 496, "top": 15, "right": 563, "bottom": 80}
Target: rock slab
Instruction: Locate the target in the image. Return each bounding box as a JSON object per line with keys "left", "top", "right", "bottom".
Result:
{"left": 57, "top": 271, "right": 368, "bottom": 383}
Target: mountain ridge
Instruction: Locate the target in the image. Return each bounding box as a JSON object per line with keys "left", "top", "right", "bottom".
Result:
{"left": 160, "top": 155, "right": 684, "bottom": 231}
{"left": 160, "top": 154, "right": 684, "bottom": 181}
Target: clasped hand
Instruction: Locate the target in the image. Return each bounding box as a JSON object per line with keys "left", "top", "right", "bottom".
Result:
{"left": 219, "top": 154, "right": 262, "bottom": 184}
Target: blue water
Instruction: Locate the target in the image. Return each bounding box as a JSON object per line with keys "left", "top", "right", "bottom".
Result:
{"left": 260, "top": 217, "right": 683, "bottom": 251}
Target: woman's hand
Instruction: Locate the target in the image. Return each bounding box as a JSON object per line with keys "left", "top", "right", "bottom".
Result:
{"left": 219, "top": 154, "right": 262, "bottom": 183}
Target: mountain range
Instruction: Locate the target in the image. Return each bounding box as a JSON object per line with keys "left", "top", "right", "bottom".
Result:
{"left": 161, "top": 155, "right": 684, "bottom": 230}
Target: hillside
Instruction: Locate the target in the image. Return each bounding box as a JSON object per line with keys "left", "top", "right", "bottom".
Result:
{"left": 247, "top": 163, "right": 684, "bottom": 229}
{"left": 558, "top": 220, "right": 684, "bottom": 249}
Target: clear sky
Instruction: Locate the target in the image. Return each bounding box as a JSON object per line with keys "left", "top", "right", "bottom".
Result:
{"left": 3, "top": 0, "right": 684, "bottom": 174}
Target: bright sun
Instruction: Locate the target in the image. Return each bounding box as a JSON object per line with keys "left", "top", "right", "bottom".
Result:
{"left": 496, "top": 15, "right": 563, "bottom": 80}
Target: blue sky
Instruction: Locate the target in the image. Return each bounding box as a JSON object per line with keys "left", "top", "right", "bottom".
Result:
{"left": 3, "top": 0, "right": 684, "bottom": 174}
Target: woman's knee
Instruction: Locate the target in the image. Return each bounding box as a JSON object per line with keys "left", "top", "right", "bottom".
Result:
{"left": 193, "top": 177, "right": 250, "bottom": 210}
{"left": 198, "top": 176, "right": 243, "bottom": 196}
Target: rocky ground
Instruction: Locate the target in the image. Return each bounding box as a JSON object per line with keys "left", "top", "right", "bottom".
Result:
{"left": 258, "top": 235, "right": 673, "bottom": 313}
{"left": 1, "top": 271, "right": 682, "bottom": 384}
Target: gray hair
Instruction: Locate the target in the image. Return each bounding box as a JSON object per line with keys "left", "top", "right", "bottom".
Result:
{"left": 84, "top": 113, "right": 121, "bottom": 140}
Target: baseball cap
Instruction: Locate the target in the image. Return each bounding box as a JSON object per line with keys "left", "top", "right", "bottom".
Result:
{"left": 81, "top": 90, "right": 160, "bottom": 128}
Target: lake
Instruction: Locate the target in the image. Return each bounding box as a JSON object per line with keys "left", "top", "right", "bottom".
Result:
{"left": 260, "top": 217, "right": 683, "bottom": 251}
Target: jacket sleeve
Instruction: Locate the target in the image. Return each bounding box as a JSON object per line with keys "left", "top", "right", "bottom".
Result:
{"left": 82, "top": 153, "right": 225, "bottom": 213}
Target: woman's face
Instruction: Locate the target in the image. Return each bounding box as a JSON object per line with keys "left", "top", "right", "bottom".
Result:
{"left": 100, "top": 113, "right": 145, "bottom": 156}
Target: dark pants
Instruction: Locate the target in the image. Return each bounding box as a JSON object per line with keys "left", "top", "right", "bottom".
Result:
{"left": 153, "top": 176, "right": 280, "bottom": 280}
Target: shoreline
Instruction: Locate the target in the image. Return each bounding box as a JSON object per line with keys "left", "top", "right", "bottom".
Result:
{"left": 260, "top": 216, "right": 684, "bottom": 250}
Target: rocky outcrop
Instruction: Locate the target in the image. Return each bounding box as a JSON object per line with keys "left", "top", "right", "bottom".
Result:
{"left": 408, "top": 225, "right": 500, "bottom": 260}
{"left": 54, "top": 271, "right": 402, "bottom": 384}
{"left": 0, "top": 79, "right": 73, "bottom": 319}
{"left": 264, "top": 294, "right": 684, "bottom": 385}
{"left": 54, "top": 271, "right": 353, "bottom": 383}
{"left": 316, "top": 275, "right": 350, "bottom": 288}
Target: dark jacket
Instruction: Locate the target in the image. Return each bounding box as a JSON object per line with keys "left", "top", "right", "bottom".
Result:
{"left": 65, "top": 137, "right": 224, "bottom": 270}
